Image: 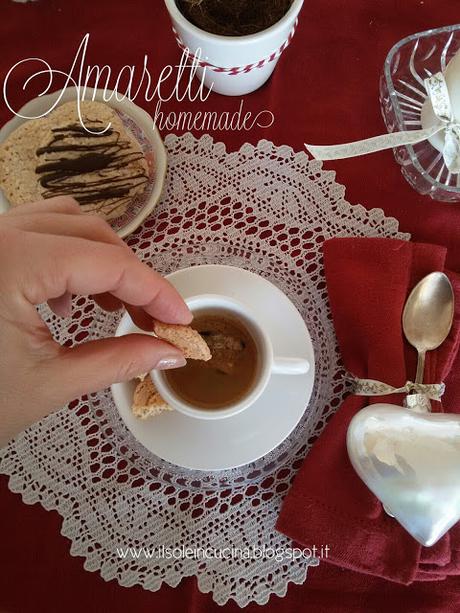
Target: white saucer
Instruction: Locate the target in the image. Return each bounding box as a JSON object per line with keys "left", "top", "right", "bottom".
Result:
{"left": 111, "top": 265, "right": 315, "bottom": 470}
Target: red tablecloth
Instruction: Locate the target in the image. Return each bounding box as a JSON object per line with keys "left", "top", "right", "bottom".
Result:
{"left": 1, "top": 1, "right": 459, "bottom": 611}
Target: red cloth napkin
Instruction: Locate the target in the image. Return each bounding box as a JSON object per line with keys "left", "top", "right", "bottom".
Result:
{"left": 276, "top": 237, "right": 460, "bottom": 585}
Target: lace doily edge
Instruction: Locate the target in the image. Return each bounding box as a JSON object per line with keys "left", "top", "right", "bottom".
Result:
{"left": 164, "top": 132, "right": 411, "bottom": 243}
{"left": 1, "top": 466, "right": 318, "bottom": 607}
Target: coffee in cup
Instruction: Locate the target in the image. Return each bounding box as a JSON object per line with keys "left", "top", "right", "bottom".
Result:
{"left": 165, "top": 311, "right": 259, "bottom": 409}
{"left": 151, "top": 294, "right": 310, "bottom": 420}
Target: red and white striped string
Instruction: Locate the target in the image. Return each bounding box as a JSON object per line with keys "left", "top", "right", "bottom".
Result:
{"left": 172, "top": 18, "right": 298, "bottom": 76}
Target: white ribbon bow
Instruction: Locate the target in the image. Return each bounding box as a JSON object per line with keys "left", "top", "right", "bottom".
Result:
{"left": 352, "top": 378, "right": 445, "bottom": 402}
{"left": 305, "top": 72, "right": 460, "bottom": 173}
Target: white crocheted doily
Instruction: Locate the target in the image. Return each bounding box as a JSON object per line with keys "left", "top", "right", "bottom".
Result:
{"left": 0, "top": 134, "right": 410, "bottom": 607}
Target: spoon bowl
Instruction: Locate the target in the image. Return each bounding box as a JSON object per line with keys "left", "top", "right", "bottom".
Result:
{"left": 402, "top": 272, "right": 454, "bottom": 384}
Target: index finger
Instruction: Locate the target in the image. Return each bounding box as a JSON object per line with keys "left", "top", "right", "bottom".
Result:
{"left": 11, "top": 230, "right": 192, "bottom": 325}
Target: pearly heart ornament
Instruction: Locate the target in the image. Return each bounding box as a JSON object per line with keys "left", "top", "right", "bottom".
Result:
{"left": 347, "top": 403, "right": 460, "bottom": 547}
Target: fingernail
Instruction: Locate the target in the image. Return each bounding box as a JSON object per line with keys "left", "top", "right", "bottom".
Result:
{"left": 153, "top": 355, "right": 187, "bottom": 370}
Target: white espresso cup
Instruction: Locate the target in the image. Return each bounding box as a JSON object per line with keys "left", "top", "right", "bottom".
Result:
{"left": 150, "top": 294, "right": 309, "bottom": 420}
{"left": 163, "top": 0, "right": 304, "bottom": 96}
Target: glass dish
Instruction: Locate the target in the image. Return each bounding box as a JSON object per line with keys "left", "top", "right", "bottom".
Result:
{"left": 380, "top": 24, "right": 460, "bottom": 202}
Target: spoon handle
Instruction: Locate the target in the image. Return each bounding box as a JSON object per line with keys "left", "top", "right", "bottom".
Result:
{"left": 415, "top": 350, "right": 426, "bottom": 384}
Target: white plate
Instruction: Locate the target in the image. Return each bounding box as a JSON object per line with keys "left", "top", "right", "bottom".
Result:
{"left": 111, "top": 265, "right": 315, "bottom": 470}
{"left": 0, "top": 87, "right": 167, "bottom": 238}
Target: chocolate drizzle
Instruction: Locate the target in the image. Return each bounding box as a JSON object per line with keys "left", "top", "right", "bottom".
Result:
{"left": 35, "top": 120, "right": 148, "bottom": 213}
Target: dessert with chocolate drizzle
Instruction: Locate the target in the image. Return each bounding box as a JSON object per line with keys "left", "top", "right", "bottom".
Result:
{"left": 0, "top": 101, "right": 150, "bottom": 221}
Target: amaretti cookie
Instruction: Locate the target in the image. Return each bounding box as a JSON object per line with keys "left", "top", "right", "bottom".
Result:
{"left": 152, "top": 320, "right": 212, "bottom": 361}
{"left": 132, "top": 376, "right": 173, "bottom": 419}
{"left": 0, "top": 100, "right": 149, "bottom": 221}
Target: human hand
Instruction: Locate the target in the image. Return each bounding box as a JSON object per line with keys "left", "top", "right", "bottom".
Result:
{"left": 0, "top": 197, "right": 191, "bottom": 446}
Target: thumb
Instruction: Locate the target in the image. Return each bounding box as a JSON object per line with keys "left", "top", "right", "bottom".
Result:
{"left": 45, "top": 334, "right": 186, "bottom": 406}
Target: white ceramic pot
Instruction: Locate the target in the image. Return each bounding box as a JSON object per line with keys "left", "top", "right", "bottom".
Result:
{"left": 163, "top": 0, "right": 304, "bottom": 96}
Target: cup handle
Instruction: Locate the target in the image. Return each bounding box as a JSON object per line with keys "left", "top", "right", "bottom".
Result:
{"left": 272, "top": 357, "right": 310, "bottom": 375}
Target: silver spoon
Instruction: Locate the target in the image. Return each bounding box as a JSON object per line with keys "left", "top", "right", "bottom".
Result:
{"left": 402, "top": 271, "right": 454, "bottom": 387}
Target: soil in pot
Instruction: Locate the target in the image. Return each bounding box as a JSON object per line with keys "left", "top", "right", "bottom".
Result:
{"left": 176, "top": 0, "right": 294, "bottom": 37}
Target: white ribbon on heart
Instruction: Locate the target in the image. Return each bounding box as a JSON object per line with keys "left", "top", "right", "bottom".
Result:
{"left": 305, "top": 72, "right": 460, "bottom": 173}
{"left": 352, "top": 378, "right": 445, "bottom": 401}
